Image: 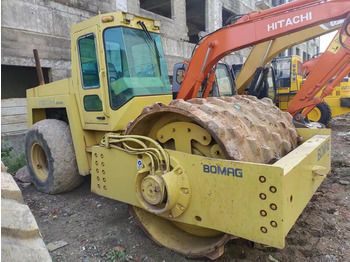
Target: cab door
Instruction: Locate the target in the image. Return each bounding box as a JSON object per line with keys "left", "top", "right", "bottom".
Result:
{"left": 74, "top": 26, "right": 110, "bottom": 128}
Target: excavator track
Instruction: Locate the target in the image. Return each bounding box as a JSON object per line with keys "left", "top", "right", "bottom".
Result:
{"left": 125, "top": 95, "right": 300, "bottom": 259}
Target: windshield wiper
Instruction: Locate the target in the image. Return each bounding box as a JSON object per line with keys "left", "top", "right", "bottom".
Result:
{"left": 137, "top": 20, "right": 161, "bottom": 75}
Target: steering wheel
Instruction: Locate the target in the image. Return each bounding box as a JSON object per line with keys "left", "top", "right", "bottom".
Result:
{"left": 123, "top": 66, "right": 143, "bottom": 76}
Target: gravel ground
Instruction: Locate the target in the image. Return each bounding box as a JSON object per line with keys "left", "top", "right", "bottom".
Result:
{"left": 20, "top": 113, "right": 350, "bottom": 262}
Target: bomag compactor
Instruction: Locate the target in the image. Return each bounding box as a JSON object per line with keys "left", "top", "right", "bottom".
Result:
{"left": 26, "top": 0, "right": 350, "bottom": 259}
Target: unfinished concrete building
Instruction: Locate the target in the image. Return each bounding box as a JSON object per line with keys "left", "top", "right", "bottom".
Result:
{"left": 1, "top": 0, "right": 320, "bottom": 134}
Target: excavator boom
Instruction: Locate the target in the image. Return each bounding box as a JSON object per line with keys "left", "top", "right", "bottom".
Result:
{"left": 177, "top": 0, "right": 350, "bottom": 102}
{"left": 236, "top": 21, "right": 342, "bottom": 94}
{"left": 287, "top": 26, "right": 350, "bottom": 116}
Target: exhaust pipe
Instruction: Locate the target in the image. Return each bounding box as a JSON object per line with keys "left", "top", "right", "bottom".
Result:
{"left": 33, "top": 49, "right": 45, "bottom": 85}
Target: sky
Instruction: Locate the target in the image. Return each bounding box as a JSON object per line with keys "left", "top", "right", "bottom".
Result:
{"left": 320, "top": 31, "right": 337, "bottom": 53}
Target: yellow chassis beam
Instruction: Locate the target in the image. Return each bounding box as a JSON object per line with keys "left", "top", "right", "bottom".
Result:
{"left": 91, "top": 128, "right": 331, "bottom": 248}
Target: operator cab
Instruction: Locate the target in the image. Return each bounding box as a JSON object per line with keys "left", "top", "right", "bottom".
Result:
{"left": 78, "top": 25, "right": 171, "bottom": 110}
{"left": 172, "top": 62, "right": 235, "bottom": 99}
{"left": 272, "top": 57, "right": 292, "bottom": 88}
{"left": 271, "top": 55, "right": 303, "bottom": 92}
{"left": 72, "top": 12, "right": 172, "bottom": 130}
{"left": 270, "top": 55, "right": 303, "bottom": 111}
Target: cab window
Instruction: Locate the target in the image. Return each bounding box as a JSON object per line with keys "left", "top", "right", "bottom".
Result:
{"left": 215, "top": 64, "right": 234, "bottom": 96}
{"left": 176, "top": 69, "right": 185, "bottom": 84}
{"left": 104, "top": 27, "right": 171, "bottom": 110}
{"left": 297, "top": 60, "right": 302, "bottom": 76}
{"left": 274, "top": 58, "right": 291, "bottom": 88}
{"left": 78, "top": 34, "right": 100, "bottom": 89}
{"left": 84, "top": 95, "right": 102, "bottom": 111}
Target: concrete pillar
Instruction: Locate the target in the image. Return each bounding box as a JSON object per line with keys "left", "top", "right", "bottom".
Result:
{"left": 172, "top": 0, "right": 186, "bottom": 27}
{"left": 206, "top": 0, "right": 222, "bottom": 33}
{"left": 171, "top": 0, "right": 188, "bottom": 40}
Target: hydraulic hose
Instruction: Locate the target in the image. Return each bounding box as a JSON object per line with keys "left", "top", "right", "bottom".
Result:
{"left": 339, "top": 16, "right": 350, "bottom": 49}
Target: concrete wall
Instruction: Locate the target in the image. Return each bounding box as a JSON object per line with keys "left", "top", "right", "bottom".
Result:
{"left": 124, "top": 0, "right": 273, "bottom": 70}
{"left": 1, "top": 0, "right": 115, "bottom": 82}
{"left": 1, "top": 0, "right": 320, "bottom": 82}
{"left": 123, "top": 0, "right": 193, "bottom": 75}
{"left": 1, "top": 98, "right": 27, "bottom": 134}
{"left": 1, "top": 0, "right": 116, "bottom": 135}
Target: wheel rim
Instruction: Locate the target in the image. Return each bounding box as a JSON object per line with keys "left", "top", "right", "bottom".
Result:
{"left": 128, "top": 112, "right": 228, "bottom": 258}
{"left": 305, "top": 107, "right": 322, "bottom": 122}
{"left": 31, "top": 143, "right": 49, "bottom": 181}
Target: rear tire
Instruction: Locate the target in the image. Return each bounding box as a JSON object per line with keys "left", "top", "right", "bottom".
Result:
{"left": 307, "top": 102, "right": 332, "bottom": 125}
{"left": 25, "top": 119, "right": 83, "bottom": 194}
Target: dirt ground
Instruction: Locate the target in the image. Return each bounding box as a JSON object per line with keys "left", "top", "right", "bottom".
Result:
{"left": 20, "top": 113, "right": 350, "bottom": 262}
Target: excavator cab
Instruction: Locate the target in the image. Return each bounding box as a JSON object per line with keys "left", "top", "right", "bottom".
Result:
{"left": 271, "top": 56, "right": 303, "bottom": 111}
{"left": 272, "top": 56, "right": 303, "bottom": 92}
{"left": 232, "top": 63, "right": 277, "bottom": 101}
{"left": 172, "top": 62, "right": 235, "bottom": 98}
{"left": 273, "top": 57, "right": 292, "bottom": 88}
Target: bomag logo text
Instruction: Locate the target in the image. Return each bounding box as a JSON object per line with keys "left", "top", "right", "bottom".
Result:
{"left": 318, "top": 139, "right": 330, "bottom": 161}
{"left": 203, "top": 164, "right": 243, "bottom": 178}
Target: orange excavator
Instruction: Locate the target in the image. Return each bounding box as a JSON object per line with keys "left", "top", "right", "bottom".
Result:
{"left": 177, "top": 0, "right": 350, "bottom": 125}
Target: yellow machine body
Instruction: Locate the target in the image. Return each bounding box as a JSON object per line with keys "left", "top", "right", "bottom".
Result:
{"left": 26, "top": 12, "right": 172, "bottom": 175}
{"left": 275, "top": 55, "right": 350, "bottom": 121}
{"left": 91, "top": 128, "right": 330, "bottom": 249}
{"left": 309, "top": 77, "right": 350, "bottom": 120}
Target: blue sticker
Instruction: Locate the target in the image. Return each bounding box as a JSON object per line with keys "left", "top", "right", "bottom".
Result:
{"left": 137, "top": 159, "right": 142, "bottom": 169}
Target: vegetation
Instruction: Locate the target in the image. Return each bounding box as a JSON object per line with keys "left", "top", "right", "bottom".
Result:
{"left": 1, "top": 141, "right": 13, "bottom": 158}
{"left": 106, "top": 249, "right": 127, "bottom": 262}
{"left": 1, "top": 140, "right": 27, "bottom": 174}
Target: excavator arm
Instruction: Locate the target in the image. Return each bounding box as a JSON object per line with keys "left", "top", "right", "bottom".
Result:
{"left": 177, "top": 0, "right": 350, "bottom": 103}
{"left": 236, "top": 21, "right": 342, "bottom": 94}
{"left": 286, "top": 23, "right": 350, "bottom": 117}
{"left": 302, "top": 54, "right": 322, "bottom": 76}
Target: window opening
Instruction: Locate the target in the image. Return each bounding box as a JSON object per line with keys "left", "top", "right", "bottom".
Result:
{"left": 222, "top": 8, "right": 236, "bottom": 26}
{"left": 303, "top": 51, "right": 307, "bottom": 62}
{"left": 273, "top": 57, "right": 292, "bottom": 88}
{"left": 78, "top": 34, "right": 100, "bottom": 89}
{"left": 140, "top": 0, "right": 171, "bottom": 18}
{"left": 84, "top": 95, "right": 102, "bottom": 111}
{"left": 186, "top": 0, "right": 205, "bottom": 44}
{"left": 215, "top": 64, "right": 234, "bottom": 96}
{"left": 1, "top": 65, "right": 50, "bottom": 99}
